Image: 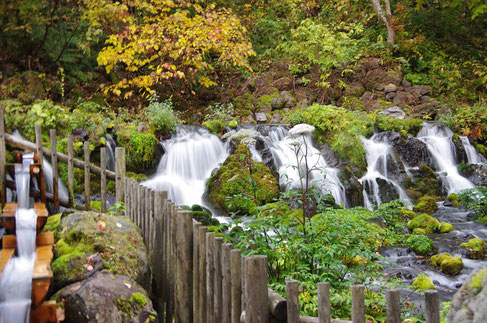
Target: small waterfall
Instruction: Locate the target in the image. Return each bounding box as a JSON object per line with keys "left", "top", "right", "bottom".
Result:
{"left": 417, "top": 123, "right": 474, "bottom": 194}
{"left": 359, "top": 135, "right": 411, "bottom": 209}
{"left": 0, "top": 154, "right": 37, "bottom": 323}
{"left": 265, "top": 125, "right": 348, "bottom": 207}
{"left": 460, "top": 136, "right": 487, "bottom": 164}
{"left": 143, "top": 127, "right": 228, "bottom": 207}
{"left": 105, "top": 134, "right": 116, "bottom": 172}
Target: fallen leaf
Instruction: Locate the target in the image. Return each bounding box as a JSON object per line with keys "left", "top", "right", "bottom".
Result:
{"left": 97, "top": 220, "right": 106, "bottom": 231}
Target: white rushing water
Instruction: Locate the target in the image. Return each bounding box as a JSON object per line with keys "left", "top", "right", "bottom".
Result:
{"left": 417, "top": 123, "right": 474, "bottom": 194}
{"left": 0, "top": 154, "right": 37, "bottom": 323}
{"left": 265, "top": 125, "right": 348, "bottom": 207}
{"left": 359, "top": 135, "right": 411, "bottom": 209}
{"left": 460, "top": 136, "right": 487, "bottom": 164}
{"left": 143, "top": 127, "right": 228, "bottom": 207}
{"left": 105, "top": 134, "right": 116, "bottom": 172}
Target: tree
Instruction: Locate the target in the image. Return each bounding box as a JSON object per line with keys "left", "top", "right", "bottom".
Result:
{"left": 91, "top": 0, "right": 255, "bottom": 98}
{"left": 370, "top": 0, "right": 395, "bottom": 44}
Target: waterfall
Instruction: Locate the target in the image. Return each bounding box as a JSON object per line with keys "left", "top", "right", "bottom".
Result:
{"left": 105, "top": 134, "right": 116, "bottom": 172}
{"left": 460, "top": 136, "right": 487, "bottom": 164}
{"left": 359, "top": 135, "right": 411, "bottom": 209}
{"left": 265, "top": 125, "right": 348, "bottom": 207}
{"left": 417, "top": 123, "right": 474, "bottom": 194}
{"left": 143, "top": 127, "right": 228, "bottom": 207}
{"left": 0, "top": 154, "right": 37, "bottom": 323}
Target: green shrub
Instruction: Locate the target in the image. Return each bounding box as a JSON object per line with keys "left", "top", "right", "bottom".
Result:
{"left": 145, "top": 98, "right": 180, "bottom": 134}
{"left": 116, "top": 125, "right": 158, "bottom": 171}
{"left": 406, "top": 234, "right": 434, "bottom": 254}
{"left": 459, "top": 186, "right": 487, "bottom": 223}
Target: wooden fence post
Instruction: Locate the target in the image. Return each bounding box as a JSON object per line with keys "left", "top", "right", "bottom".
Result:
{"left": 144, "top": 187, "right": 150, "bottom": 246}
{"left": 386, "top": 289, "right": 401, "bottom": 323}
{"left": 100, "top": 147, "right": 107, "bottom": 212}
{"left": 193, "top": 222, "right": 201, "bottom": 323}
{"left": 198, "top": 226, "right": 208, "bottom": 323}
{"left": 175, "top": 210, "right": 193, "bottom": 323}
{"left": 152, "top": 190, "right": 166, "bottom": 323}
{"left": 222, "top": 243, "right": 232, "bottom": 323}
{"left": 206, "top": 232, "right": 216, "bottom": 323}
{"left": 84, "top": 141, "right": 90, "bottom": 210}
{"left": 214, "top": 237, "right": 223, "bottom": 322}
{"left": 425, "top": 290, "right": 439, "bottom": 323}
{"left": 318, "top": 282, "right": 331, "bottom": 323}
{"left": 67, "top": 135, "right": 74, "bottom": 207}
{"left": 0, "top": 109, "right": 6, "bottom": 206}
{"left": 243, "top": 256, "right": 268, "bottom": 323}
{"left": 35, "top": 123, "right": 46, "bottom": 203}
{"left": 286, "top": 280, "right": 299, "bottom": 323}
{"left": 149, "top": 189, "right": 155, "bottom": 253}
{"left": 115, "top": 147, "right": 125, "bottom": 204}
{"left": 49, "top": 129, "right": 59, "bottom": 211}
{"left": 124, "top": 177, "right": 130, "bottom": 216}
{"left": 351, "top": 285, "right": 365, "bottom": 323}
{"left": 231, "top": 249, "right": 242, "bottom": 323}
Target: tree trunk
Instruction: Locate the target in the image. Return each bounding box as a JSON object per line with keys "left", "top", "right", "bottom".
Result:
{"left": 371, "top": 0, "right": 395, "bottom": 45}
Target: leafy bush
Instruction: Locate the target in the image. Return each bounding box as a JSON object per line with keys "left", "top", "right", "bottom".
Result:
{"left": 458, "top": 186, "right": 487, "bottom": 223}
{"left": 406, "top": 234, "right": 434, "bottom": 254}
{"left": 145, "top": 98, "right": 180, "bottom": 134}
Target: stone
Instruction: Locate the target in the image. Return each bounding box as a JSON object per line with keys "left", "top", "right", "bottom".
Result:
{"left": 270, "top": 91, "right": 295, "bottom": 110}
{"left": 413, "top": 195, "right": 438, "bottom": 214}
{"left": 393, "top": 91, "right": 417, "bottom": 106}
{"left": 343, "top": 82, "right": 365, "bottom": 97}
{"left": 448, "top": 269, "right": 487, "bottom": 323}
{"left": 384, "top": 83, "right": 398, "bottom": 93}
{"left": 270, "top": 77, "right": 292, "bottom": 90}
{"left": 255, "top": 112, "right": 267, "bottom": 123}
{"left": 439, "top": 222, "right": 455, "bottom": 233}
{"left": 338, "top": 168, "right": 364, "bottom": 208}
{"left": 378, "top": 106, "right": 406, "bottom": 119}
{"left": 55, "top": 270, "right": 153, "bottom": 323}
{"left": 431, "top": 253, "right": 451, "bottom": 267}
{"left": 412, "top": 273, "right": 435, "bottom": 290}
{"left": 385, "top": 92, "right": 396, "bottom": 101}
{"left": 409, "top": 85, "right": 432, "bottom": 97}
{"left": 359, "top": 91, "right": 381, "bottom": 110}
{"left": 72, "top": 128, "right": 90, "bottom": 140}
{"left": 137, "top": 122, "right": 147, "bottom": 133}
{"left": 459, "top": 164, "right": 487, "bottom": 186}
{"left": 376, "top": 131, "right": 430, "bottom": 167}
{"left": 269, "top": 113, "right": 284, "bottom": 124}
{"left": 407, "top": 213, "right": 440, "bottom": 233}
{"left": 401, "top": 79, "right": 412, "bottom": 88}
{"left": 255, "top": 137, "right": 277, "bottom": 171}
{"left": 460, "top": 238, "right": 486, "bottom": 260}
{"left": 440, "top": 256, "right": 463, "bottom": 275}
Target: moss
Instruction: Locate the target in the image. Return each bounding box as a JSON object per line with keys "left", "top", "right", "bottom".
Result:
{"left": 207, "top": 144, "right": 280, "bottom": 215}
{"left": 446, "top": 193, "right": 459, "bottom": 207}
{"left": 413, "top": 196, "right": 438, "bottom": 214}
{"left": 430, "top": 253, "right": 451, "bottom": 267}
{"left": 406, "top": 165, "right": 441, "bottom": 202}
{"left": 126, "top": 172, "right": 148, "bottom": 182}
{"left": 412, "top": 228, "right": 426, "bottom": 235}
{"left": 129, "top": 292, "right": 148, "bottom": 307}
{"left": 203, "top": 120, "right": 225, "bottom": 135}
{"left": 227, "top": 120, "right": 238, "bottom": 129}
{"left": 440, "top": 256, "right": 463, "bottom": 275}
{"left": 439, "top": 222, "right": 454, "bottom": 233}
{"left": 412, "top": 273, "right": 435, "bottom": 290}
{"left": 116, "top": 125, "right": 158, "bottom": 171}
{"left": 43, "top": 213, "right": 62, "bottom": 235}
{"left": 406, "top": 234, "right": 434, "bottom": 254}
{"left": 399, "top": 208, "right": 417, "bottom": 219}
{"left": 90, "top": 201, "right": 102, "bottom": 211}
{"left": 407, "top": 213, "right": 440, "bottom": 233}
{"left": 460, "top": 238, "right": 486, "bottom": 259}
{"left": 469, "top": 268, "right": 487, "bottom": 290}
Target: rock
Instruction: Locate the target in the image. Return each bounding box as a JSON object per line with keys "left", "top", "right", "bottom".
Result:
{"left": 359, "top": 91, "right": 381, "bottom": 110}
{"left": 339, "top": 169, "right": 364, "bottom": 208}
{"left": 440, "top": 256, "right": 463, "bottom": 275}
{"left": 385, "top": 92, "right": 396, "bottom": 101}
{"left": 448, "top": 268, "right": 487, "bottom": 323}
{"left": 137, "top": 122, "right": 147, "bottom": 133}
{"left": 72, "top": 128, "right": 90, "bottom": 140}
{"left": 393, "top": 91, "right": 417, "bottom": 106}
{"left": 460, "top": 238, "right": 486, "bottom": 260}
{"left": 460, "top": 164, "right": 487, "bottom": 186}
{"left": 406, "top": 234, "right": 434, "bottom": 254}
{"left": 255, "top": 137, "right": 277, "bottom": 171}
{"left": 401, "top": 79, "right": 412, "bottom": 87}
{"left": 377, "top": 131, "right": 430, "bottom": 167}
{"left": 407, "top": 213, "right": 440, "bottom": 233}
{"left": 55, "top": 270, "right": 153, "bottom": 323}
{"left": 269, "top": 112, "right": 284, "bottom": 124}
{"left": 409, "top": 85, "right": 432, "bottom": 97}
{"left": 319, "top": 143, "right": 340, "bottom": 168}
{"left": 439, "top": 222, "right": 455, "bottom": 233}
{"left": 271, "top": 77, "right": 292, "bottom": 90}
{"left": 255, "top": 112, "right": 267, "bottom": 123}
{"left": 52, "top": 212, "right": 149, "bottom": 291}
{"left": 270, "top": 91, "right": 295, "bottom": 110}
{"left": 376, "top": 178, "right": 400, "bottom": 203}
{"left": 431, "top": 253, "right": 451, "bottom": 267}
{"left": 412, "top": 273, "right": 435, "bottom": 290}
{"left": 413, "top": 196, "right": 438, "bottom": 214}
{"left": 378, "top": 106, "right": 406, "bottom": 119}
{"left": 343, "top": 82, "right": 365, "bottom": 97}
{"left": 384, "top": 83, "right": 398, "bottom": 93}
{"left": 399, "top": 208, "right": 417, "bottom": 219}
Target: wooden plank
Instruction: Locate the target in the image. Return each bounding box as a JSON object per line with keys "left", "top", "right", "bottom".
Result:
{"left": 351, "top": 285, "right": 365, "bottom": 323}
{"left": 425, "top": 290, "right": 439, "bottom": 323}
{"left": 0, "top": 249, "right": 15, "bottom": 276}
{"left": 0, "top": 109, "right": 6, "bottom": 206}
{"left": 386, "top": 289, "right": 401, "bottom": 323}
{"left": 193, "top": 222, "right": 202, "bottom": 323}
{"left": 206, "top": 232, "right": 216, "bottom": 323}
{"left": 67, "top": 135, "right": 74, "bottom": 207}
{"left": 198, "top": 226, "right": 208, "bottom": 323}
{"left": 231, "top": 249, "right": 242, "bottom": 323}
{"left": 115, "top": 147, "right": 125, "bottom": 204}
{"left": 100, "top": 147, "right": 107, "bottom": 213}
{"left": 318, "top": 282, "right": 331, "bottom": 323}
{"left": 175, "top": 210, "right": 193, "bottom": 323}
{"left": 2, "top": 235, "right": 16, "bottom": 248}
{"left": 84, "top": 141, "right": 90, "bottom": 211}
{"left": 243, "top": 255, "right": 268, "bottom": 323}
{"left": 30, "top": 300, "right": 58, "bottom": 323}
{"left": 214, "top": 237, "right": 223, "bottom": 322}
{"left": 50, "top": 129, "right": 59, "bottom": 210}
{"left": 287, "top": 280, "right": 300, "bottom": 323}
{"left": 222, "top": 243, "right": 232, "bottom": 323}
{"left": 37, "top": 231, "right": 55, "bottom": 246}
{"left": 35, "top": 124, "right": 46, "bottom": 204}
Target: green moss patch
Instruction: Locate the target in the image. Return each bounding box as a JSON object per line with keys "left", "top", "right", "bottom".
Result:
{"left": 116, "top": 125, "right": 158, "bottom": 171}
{"left": 440, "top": 256, "right": 463, "bottom": 276}
{"left": 469, "top": 268, "right": 487, "bottom": 290}
{"left": 439, "top": 222, "right": 455, "bottom": 233}
{"left": 431, "top": 253, "right": 451, "bottom": 267}
{"left": 407, "top": 213, "right": 440, "bottom": 233}
{"left": 460, "top": 238, "right": 486, "bottom": 260}
{"left": 413, "top": 196, "right": 438, "bottom": 214}
{"left": 412, "top": 273, "right": 435, "bottom": 290}
{"left": 406, "top": 234, "right": 434, "bottom": 254}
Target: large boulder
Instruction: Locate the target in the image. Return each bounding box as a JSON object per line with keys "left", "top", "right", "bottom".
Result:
{"left": 448, "top": 268, "right": 487, "bottom": 323}
{"left": 52, "top": 212, "right": 149, "bottom": 291}
{"left": 376, "top": 131, "right": 430, "bottom": 167}
{"left": 407, "top": 213, "right": 440, "bottom": 233}
{"left": 339, "top": 168, "right": 364, "bottom": 208}
{"left": 459, "top": 164, "right": 487, "bottom": 186}
{"left": 55, "top": 270, "right": 153, "bottom": 323}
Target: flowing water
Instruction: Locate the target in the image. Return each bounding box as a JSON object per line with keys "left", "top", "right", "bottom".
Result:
{"left": 0, "top": 154, "right": 37, "bottom": 323}
{"left": 460, "top": 136, "right": 487, "bottom": 165}
{"left": 417, "top": 123, "right": 474, "bottom": 194}
{"left": 360, "top": 134, "right": 411, "bottom": 209}
{"left": 106, "top": 134, "right": 116, "bottom": 172}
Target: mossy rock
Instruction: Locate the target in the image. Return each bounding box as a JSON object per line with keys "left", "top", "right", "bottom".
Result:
{"left": 406, "top": 234, "right": 434, "bottom": 254}
{"left": 42, "top": 213, "right": 63, "bottom": 238}
{"left": 460, "top": 238, "right": 486, "bottom": 260}
{"left": 412, "top": 228, "right": 426, "bottom": 235}
{"left": 406, "top": 165, "right": 441, "bottom": 202}
{"left": 126, "top": 171, "right": 148, "bottom": 182}
{"left": 440, "top": 256, "right": 463, "bottom": 275}
{"left": 469, "top": 268, "right": 487, "bottom": 290}
{"left": 407, "top": 213, "right": 440, "bottom": 233}
{"left": 446, "top": 193, "right": 459, "bottom": 207}
{"left": 413, "top": 196, "right": 438, "bottom": 214}
{"left": 207, "top": 144, "right": 280, "bottom": 215}
{"left": 116, "top": 125, "right": 158, "bottom": 172}
{"left": 439, "top": 222, "right": 455, "bottom": 233}
{"left": 430, "top": 253, "right": 451, "bottom": 267}
{"left": 203, "top": 120, "right": 225, "bottom": 135}
{"left": 412, "top": 273, "right": 435, "bottom": 290}
{"left": 52, "top": 211, "right": 149, "bottom": 291}
{"left": 399, "top": 208, "right": 417, "bottom": 219}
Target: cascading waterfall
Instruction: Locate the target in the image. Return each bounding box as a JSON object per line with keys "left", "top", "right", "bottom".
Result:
{"left": 417, "top": 123, "right": 474, "bottom": 194}
{"left": 460, "top": 136, "right": 487, "bottom": 164}
{"left": 105, "top": 134, "right": 117, "bottom": 172}
{"left": 359, "top": 135, "right": 411, "bottom": 209}
{"left": 143, "top": 127, "right": 228, "bottom": 207}
{"left": 0, "top": 154, "right": 37, "bottom": 323}
{"left": 265, "top": 125, "right": 348, "bottom": 207}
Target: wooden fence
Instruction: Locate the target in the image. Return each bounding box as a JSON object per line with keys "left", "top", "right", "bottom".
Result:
{"left": 0, "top": 112, "right": 442, "bottom": 323}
